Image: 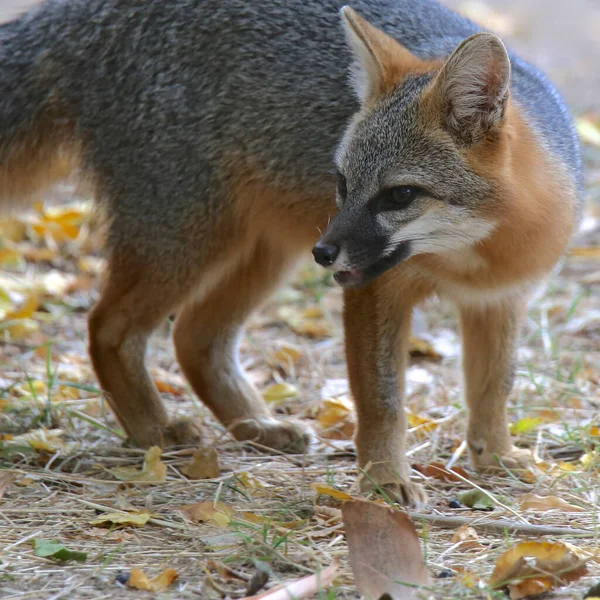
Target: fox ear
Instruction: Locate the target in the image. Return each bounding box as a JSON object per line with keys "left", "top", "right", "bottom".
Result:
{"left": 432, "top": 33, "right": 510, "bottom": 144}
{"left": 341, "top": 6, "right": 425, "bottom": 105}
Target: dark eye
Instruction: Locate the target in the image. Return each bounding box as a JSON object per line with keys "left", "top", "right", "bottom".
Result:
{"left": 378, "top": 185, "right": 423, "bottom": 211}
{"left": 337, "top": 172, "right": 348, "bottom": 201}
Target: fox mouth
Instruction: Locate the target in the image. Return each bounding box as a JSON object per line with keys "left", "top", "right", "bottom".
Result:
{"left": 333, "top": 241, "right": 412, "bottom": 288}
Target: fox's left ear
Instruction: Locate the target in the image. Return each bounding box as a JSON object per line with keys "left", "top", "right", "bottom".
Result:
{"left": 430, "top": 33, "right": 511, "bottom": 144}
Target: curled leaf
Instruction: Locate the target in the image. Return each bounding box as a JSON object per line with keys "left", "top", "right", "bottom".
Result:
{"left": 89, "top": 511, "right": 151, "bottom": 529}
{"left": 457, "top": 489, "right": 495, "bottom": 511}
{"left": 177, "top": 501, "right": 232, "bottom": 527}
{"left": 490, "top": 541, "right": 589, "bottom": 600}
{"left": 262, "top": 382, "right": 298, "bottom": 404}
{"left": 311, "top": 484, "right": 353, "bottom": 502}
{"left": 519, "top": 493, "right": 585, "bottom": 513}
{"left": 127, "top": 567, "right": 179, "bottom": 592}
{"left": 180, "top": 448, "right": 220, "bottom": 480}
{"left": 109, "top": 446, "right": 166, "bottom": 483}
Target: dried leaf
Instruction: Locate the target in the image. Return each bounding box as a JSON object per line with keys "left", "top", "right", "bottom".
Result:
{"left": 109, "top": 446, "right": 166, "bottom": 483}
{"left": 271, "top": 344, "right": 303, "bottom": 367}
{"left": 519, "top": 493, "right": 585, "bottom": 513}
{"left": 33, "top": 539, "right": 87, "bottom": 562}
{"left": 316, "top": 397, "right": 356, "bottom": 440}
{"left": 457, "top": 489, "right": 495, "bottom": 511}
{"left": 343, "top": 499, "right": 430, "bottom": 599}
{"left": 408, "top": 337, "right": 442, "bottom": 361}
{"left": 0, "top": 472, "right": 15, "bottom": 498}
{"left": 154, "top": 379, "right": 184, "bottom": 396}
{"left": 412, "top": 462, "right": 470, "bottom": 483}
{"left": 311, "top": 484, "right": 353, "bottom": 502}
{"left": 569, "top": 247, "right": 600, "bottom": 258}
{"left": 262, "top": 382, "right": 298, "bottom": 404}
{"left": 177, "top": 501, "right": 232, "bottom": 527}
{"left": 180, "top": 448, "right": 220, "bottom": 479}
{"left": 127, "top": 567, "right": 179, "bottom": 592}
{"left": 510, "top": 418, "right": 543, "bottom": 435}
{"left": 10, "top": 428, "right": 78, "bottom": 454}
{"left": 451, "top": 525, "right": 483, "bottom": 551}
{"left": 89, "top": 511, "right": 151, "bottom": 528}
{"left": 277, "top": 306, "right": 330, "bottom": 338}
{"left": 241, "top": 560, "right": 338, "bottom": 600}
{"left": 576, "top": 117, "right": 600, "bottom": 147}
{"left": 406, "top": 411, "right": 438, "bottom": 435}
{"left": 490, "top": 541, "right": 588, "bottom": 599}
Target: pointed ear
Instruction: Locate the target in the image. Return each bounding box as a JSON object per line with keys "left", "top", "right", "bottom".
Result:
{"left": 341, "top": 6, "right": 428, "bottom": 106}
{"left": 430, "top": 33, "right": 510, "bottom": 144}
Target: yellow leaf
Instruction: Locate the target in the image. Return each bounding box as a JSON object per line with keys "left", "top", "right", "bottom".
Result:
{"left": 510, "top": 418, "right": 543, "bottom": 435}
{"left": 109, "top": 446, "right": 166, "bottom": 483}
{"left": 90, "top": 511, "right": 151, "bottom": 528}
{"left": 277, "top": 306, "right": 331, "bottom": 338}
{"left": 6, "top": 293, "right": 39, "bottom": 319}
{"left": 408, "top": 337, "right": 442, "bottom": 361}
{"left": 180, "top": 448, "right": 220, "bottom": 480}
{"left": 127, "top": 568, "right": 178, "bottom": 592}
{"left": 519, "top": 493, "right": 585, "bottom": 513}
{"left": 489, "top": 541, "right": 589, "bottom": 599}
{"left": 272, "top": 344, "right": 303, "bottom": 367}
{"left": 153, "top": 378, "right": 184, "bottom": 396}
{"left": 407, "top": 410, "right": 438, "bottom": 434}
{"left": 311, "top": 484, "right": 353, "bottom": 502}
{"left": 262, "top": 382, "right": 298, "bottom": 404}
{"left": 317, "top": 397, "right": 356, "bottom": 440}
{"left": 0, "top": 217, "right": 27, "bottom": 242}
{"left": 0, "top": 247, "right": 24, "bottom": 269}
{"left": 300, "top": 306, "right": 323, "bottom": 319}
{"left": 9, "top": 428, "right": 78, "bottom": 454}
{"left": 576, "top": 117, "right": 600, "bottom": 147}
{"left": 177, "top": 501, "right": 232, "bottom": 527}
{"left": 590, "top": 425, "right": 599, "bottom": 437}
{"left": 569, "top": 247, "right": 600, "bottom": 258}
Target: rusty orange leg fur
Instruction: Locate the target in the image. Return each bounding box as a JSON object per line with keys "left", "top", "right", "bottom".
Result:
{"left": 459, "top": 296, "right": 533, "bottom": 471}
{"left": 173, "top": 238, "right": 311, "bottom": 453}
{"left": 344, "top": 269, "right": 433, "bottom": 507}
{"left": 88, "top": 256, "right": 202, "bottom": 448}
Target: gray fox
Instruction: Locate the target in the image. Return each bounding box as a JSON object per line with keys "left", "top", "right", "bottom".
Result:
{"left": 0, "top": 0, "right": 581, "bottom": 507}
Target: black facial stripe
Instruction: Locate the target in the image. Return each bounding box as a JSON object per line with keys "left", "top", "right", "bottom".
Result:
{"left": 362, "top": 241, "right": 412, "bottom": 281}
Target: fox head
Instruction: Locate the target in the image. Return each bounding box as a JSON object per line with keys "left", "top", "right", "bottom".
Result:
{"left": 313, "top": 7, "right": 511, "bottom": 287}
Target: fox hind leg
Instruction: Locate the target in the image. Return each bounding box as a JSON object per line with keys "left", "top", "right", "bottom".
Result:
{"left": 173, "top": 237, "right": 311, "bottom": 453}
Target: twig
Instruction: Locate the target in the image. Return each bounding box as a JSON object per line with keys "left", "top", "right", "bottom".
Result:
{"left": 409, "top": 512, "right": 595, "bottom": 537}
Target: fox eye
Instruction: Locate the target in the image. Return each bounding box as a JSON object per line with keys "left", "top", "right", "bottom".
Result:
{"left": 337, "top": 172, "right": 348, "bottom": 201}
{"left": 378, "top": 185, "right": 423, "bottom": 211}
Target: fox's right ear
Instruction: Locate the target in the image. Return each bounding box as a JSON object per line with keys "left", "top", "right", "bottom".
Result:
{"left": 340, "top": 6, "right": 425, "bottom": 106}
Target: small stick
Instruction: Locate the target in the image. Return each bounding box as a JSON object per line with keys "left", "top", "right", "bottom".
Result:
{"left": 409, "top": 511, "right": 595, "bottom": 537}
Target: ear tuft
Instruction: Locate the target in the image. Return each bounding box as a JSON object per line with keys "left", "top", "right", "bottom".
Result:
{"left": 340, "top": 6, "right": 427, "bottom": 106}
{"left": 434, "top": 33, "right": 511, "bottom": 144}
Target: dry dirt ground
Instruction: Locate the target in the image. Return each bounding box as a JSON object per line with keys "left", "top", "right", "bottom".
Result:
{"left": 1, "top": 1, "right": 600, "bottom": 599}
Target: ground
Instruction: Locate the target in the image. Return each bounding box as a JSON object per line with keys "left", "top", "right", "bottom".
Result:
{"left": 1, "top": 1, "right": 599, "bottom": 599}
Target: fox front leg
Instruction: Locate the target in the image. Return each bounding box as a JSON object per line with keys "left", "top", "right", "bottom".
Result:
{"left": 459, "top": 296, "right": 534, "bottom": 472}
{"left": 343, "top": 273, "right": 432, "bottom": 508}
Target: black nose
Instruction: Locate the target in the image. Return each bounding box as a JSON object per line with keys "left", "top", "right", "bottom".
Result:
{"left": 312, "top": 242, "right": 340, "bottom": 267}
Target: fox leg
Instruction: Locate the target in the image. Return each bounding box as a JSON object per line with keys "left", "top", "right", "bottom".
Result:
{"left": 173, "top": 237, "right": 310, "bottom": 453}
{"left": 459, "top": 296, "right": 533, "bottom": 471}
{"left": 344, "top": 272, "right": 433, "bottom": 508}
{"left": 88, "top": 254, "right": 201, "bottom": 448}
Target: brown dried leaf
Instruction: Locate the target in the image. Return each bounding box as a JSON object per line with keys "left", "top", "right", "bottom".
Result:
{"left": 489, "top": 541, "right": 589, "bottom": 599}
{"left": 451, "top": 525, "right": 483, "bottom": 552}
{"left": 89, "top": 511, "right": 151, "bottom": 529}
{"left": 342, "top": 499, "right": 431, "bottom": 600}
{"left": 412, "top": 462, "right": 469, "bottom": 483}
{"left": 316, "top": 397, "right": 356, "bottom": 440}
{"left": 180, "top": 448, "right": 220, "bottom": 480}
{"left": 177, "top": 501, "right": 232, "bottom": 527}
{"left": 408, "top": 337, "right": 443, "bottom": 361}
{"left": 0, "top": 472, "right": 15, "bottom": 499}
{"left": 109, "top": 446, "right": 166, "bottom": 483}
{"left": 127, "top": 567, "right": 179, "bottom": 592}
{"left": 519, "top": 493, "right": 585, "bottom": 513}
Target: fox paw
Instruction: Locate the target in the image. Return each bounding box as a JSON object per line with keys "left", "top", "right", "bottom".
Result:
{"left": 127, "top": 417, "right": 204, "bottom": 448}
{"left": 230, "top": 417, "right": 312, "bottom": 454}
{"left": 470, "top": 445, "right": 533, "bottom": 473}
{"left": 360, "top": 477, "right": 428, "bottom": 509}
